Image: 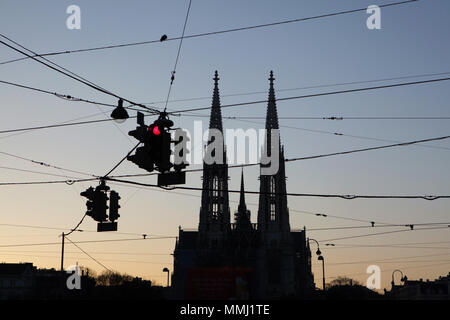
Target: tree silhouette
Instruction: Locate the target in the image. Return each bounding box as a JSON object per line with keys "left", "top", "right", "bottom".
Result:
{"left": 325, "top": 276, "right": 380, "bottom": 300}
{"left": 328, "top": 276, "right": 361, "bottom": 288}
{"left": 95, "top": 270, "right": 133, "bottom": 286}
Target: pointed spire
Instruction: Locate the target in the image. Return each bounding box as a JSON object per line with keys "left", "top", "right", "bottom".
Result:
{"left": 209, "top": 70, "right": 223, "bottom": 132}
{"left": 235, "top": 169, "right": 251, "bottom": 229}
{"left": 266, "top": 70, "right": 279, "bottom": 131}
{"left": 238, "top": 169, "right": 247, "bottom": 212}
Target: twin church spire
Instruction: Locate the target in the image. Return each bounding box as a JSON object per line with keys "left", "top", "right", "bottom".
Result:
{"left": 199, "top": 70, "right": 289, "bottom": 236}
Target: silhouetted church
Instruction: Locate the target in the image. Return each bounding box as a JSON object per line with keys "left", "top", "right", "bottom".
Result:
{"left": 172, "top": 71, "right": 314, "bottom": 299}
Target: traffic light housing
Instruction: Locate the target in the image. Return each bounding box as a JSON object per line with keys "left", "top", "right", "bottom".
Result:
{"left": 80, "top": 182, "right": 121, "bottom": 231}
{"left": 109, "top": 190, "right": 120, "bottom": 222}
{"left": 93, "top": 187, "right": 108, "bottom": 222}
{"left": 148, "top": 121, "right": 172, "bottom": 173}
{"left": 80, "top": 186, "right": 95, "bottom": 218}
{"left": 127, "top": 146, "right": 154, "bottom": 172}
{"left": 127, "top": 111, "right": 187, "bottom": 185}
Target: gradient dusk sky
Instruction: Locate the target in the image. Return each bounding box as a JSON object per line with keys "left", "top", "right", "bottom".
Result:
{"left": 0, "top": 0, "right": 449, "bottom": 289}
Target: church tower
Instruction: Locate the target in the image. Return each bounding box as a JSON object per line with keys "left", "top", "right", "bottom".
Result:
{"left": 197, "top": 71, "right": 231, "bottom": 265}
{"left": 256, "top": 71, "right": 295, "bottom": 298}
{"left": 257, "top": 71, "right": 291, "bottom": 234}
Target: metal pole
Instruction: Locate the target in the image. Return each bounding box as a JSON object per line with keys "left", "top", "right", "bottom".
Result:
{"left": 322, "top": 257, "right": 326, "bottom": 290}
{"left": 167, "top": 271, "right": 170, "bottom": 287}
{"left": 60, "top": 232, "right": 65, "bottom": 272}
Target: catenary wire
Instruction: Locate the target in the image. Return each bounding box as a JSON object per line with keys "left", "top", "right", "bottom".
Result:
{"left": 65, "top": 236, "right": 112, "bottom": 271}
{"left": 162, "top": 0, "right": 192, "bottom": 112}
{"left": 167, "top": 77, "right": 450, "bottom": 114}
{"left": 0, "top": 35, "right": 159, "bottom": 114}
{"left": 0, "top": 0, "right": 418, "bottom": 63}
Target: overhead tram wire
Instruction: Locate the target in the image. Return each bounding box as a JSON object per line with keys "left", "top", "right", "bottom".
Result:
{"left": 162, "top": 0, "right": 192, "bottom": 112}
{"left": 0, "top": 78, "right": 143, "bottom": 144}
{"left": 0, "top": 35, "right": 159, "bottom": 114}
{"left": 0, "top": 34, "right": 120, "bottom": 100}
{"left": 2, "top": 110, "right": 448, "bottom": 137}
{"left": 0, "top": 178, "right": 97, "bottom": 186}
{"left": 0, "top": 79, "right": 142, "bottom": 112}
{"left": 3, "top": 173, "right": 450, "bottom": 200}
{"left": 334, "top": 240, "right": 450, "bottom": 248}
{"left": 4, "top": 70, "right": 450, "bottom": 117}
{"left": 0, "top": 111, "right": 118, "bottom": 142}
{"left": 108, "top": 133, "right": 450, "bottom": 179}
{"left": 325, "top": 261, "right": 450, "bottom": 281}
{"left": 143, "top": 71, "right": 450, "bottom": 106}
{"left": 0, "top": 236, "right": 178, "bottom": 248}
{"left": 107, "top": 180, "right": 395, "bottom": 226}
{"left": 103, "top": 142, "right": 142, "bottom": 178}
{"left": 0, "top": 249, "right": 171, "bottom": 256}
{"left": 318, "top": 251, "right": 450, "bottom": 263}
{"left": 176, "top": 113, "right": 450, "bottom": 121}
{"left": 229, "top": 118, "right": 450, "bottom": 152}
{"left": 2, "top": 131, "right": 441, "bottom": 186}
{"left": 64, "top": 236, "right": 112, "bottom": 271}
{"left": 325, "top": 245, "right": 450, "bottom": 251}
{"left": 0, "top": 150, "right": 98, "bottom": 178}
{"left": 0, "top": 252, "right": 172, "bottom": 265}
{"left": 2, "top": 133, "right": 450, "bottom": 197}
{"left": 167, "top": 77, "right": 450, "bottom": 115}
{"left": 3, "top": 228, "right": 448, "bottom": 249}
{"left": 283, "top": 134, "right": 450, "bottom": 163}
{"left": 0, "top": 112, "right": 161, "bottom": 135}
{"left": 205, "top": 114, "right": 450, "bottom": 152}
{"left": 0, "top": 0, "right": 418, "bottom": 64}
{"left": 0, "top": 166, "right": 87, "bottom": 180}
{"left": 2, "top": 76, "right": 450, "bottom": 136}
{"left": 1, "top": 181, "right": 448, "bottom": 233}
{"left": 318, "top": 226, "right": 450, "bottom": 243}
{"left": 306, "top": 222, "right": 450, "bottom": 232}
{"left": 104, "top": 176, "right": 450, "bottom": 200}
{"left": 64, "top": 214, "right": 87, "bottom": 237}
{"left": 0, "top": 223, "right": 162, "bottom": 238}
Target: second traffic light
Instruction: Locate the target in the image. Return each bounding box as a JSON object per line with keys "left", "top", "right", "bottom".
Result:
{"left": 80, "top": 181, "right": 121, "bottom": 232}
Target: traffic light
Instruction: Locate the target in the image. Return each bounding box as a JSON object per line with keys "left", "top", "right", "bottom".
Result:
{"left": 80, "top": 182, "right": 121, "bottom": 232}
{"left": 127, "top": 111, "right": 187, "bottom": 185}
{"left": 109, "top": 190, "right": 120, "bottom": 222}
{"left": 127, "top": 112, "right": 155, "bottom": 172}
{"left": 148, "top": 114, "right": 173, "bottom": 173}
{"left": 93, "top": 187, "right": 108, "bottom": 222}
{"left": 80, "top": 186, "right": 95, "bottom": 218}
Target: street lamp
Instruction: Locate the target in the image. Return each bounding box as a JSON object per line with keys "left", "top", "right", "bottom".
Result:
{"left": 308, "top": 238, "right": 326, "bottom": 291}
{"left": 163, "top": 267, "right": 170, "bottom": 287}
{"left": 391, "top": 269, "right": 407, "bottom": 288}
{"left": 110, "top": 99, "right": 129, "bottom": 123}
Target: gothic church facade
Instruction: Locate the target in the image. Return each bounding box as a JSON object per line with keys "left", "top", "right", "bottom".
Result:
{"left": 172, "top": 71, "right": 314, "bottom": 299}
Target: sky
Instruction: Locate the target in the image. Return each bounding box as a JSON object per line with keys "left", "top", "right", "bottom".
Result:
{"left": 0, "top": 0, "right": 449, "bottom": 289}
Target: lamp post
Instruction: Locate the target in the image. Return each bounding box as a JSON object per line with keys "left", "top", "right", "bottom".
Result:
{"left": 318, "top": 255, "right": 325, "bottom": 291}
{"left": 392, "top": 269, "right": 407, "bottom": 288}
{"left": 163, "top": 267, "right": 170, "bottom": 287}
{"left": 308, "top": 238, "right": 326, "bottom": 291}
